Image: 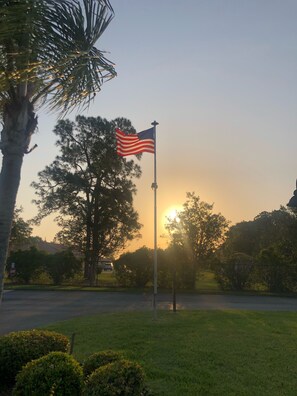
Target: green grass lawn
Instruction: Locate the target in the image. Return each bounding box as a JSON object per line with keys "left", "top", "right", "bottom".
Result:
{"left": 46, "top": 310, "right": 297, "bottom": 396}
{"left": 196, "top": 271, "right": 220, "bottom": 291}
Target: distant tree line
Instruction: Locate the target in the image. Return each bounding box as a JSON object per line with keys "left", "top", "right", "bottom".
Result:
{"left": 213, "top": 207, "right": 297, "bottom": 292}
{"left": 7, "top": 210, "right": 82, "bottom": 285}
{"left": 6, "top": 247, "right": 81, "bottom": 285}
{"left": 114, "top": 203, "right": 297, "bottom": 294}
{"left": 113, "top": 246, "right": 204, "bottom": 290}
{"left": 8, "top": 171, "right": 297, "bottom": 293}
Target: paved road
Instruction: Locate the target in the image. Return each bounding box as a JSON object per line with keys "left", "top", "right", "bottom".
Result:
{"left": 1, "top": 290, "right": 297, "bottom": 335}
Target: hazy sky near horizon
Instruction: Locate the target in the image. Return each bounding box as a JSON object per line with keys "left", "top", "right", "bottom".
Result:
{"left": 16, "top": 0, "right": 297, "bottom": 251}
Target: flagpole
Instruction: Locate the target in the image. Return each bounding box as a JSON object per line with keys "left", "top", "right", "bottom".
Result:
{"left": 151, "top": 120, "right": 159, "bottom": 319}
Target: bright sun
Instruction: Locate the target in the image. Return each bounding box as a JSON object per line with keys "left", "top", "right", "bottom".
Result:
{"left": 163, "top": 205, "right": 182, "bottom": 226}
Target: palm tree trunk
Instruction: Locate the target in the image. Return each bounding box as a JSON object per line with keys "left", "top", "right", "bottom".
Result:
{"left": 0, "top": 151, "right": 24, "bottom": 303}
{"left": 0, "top": 98, "right": 36, "bottom": 303}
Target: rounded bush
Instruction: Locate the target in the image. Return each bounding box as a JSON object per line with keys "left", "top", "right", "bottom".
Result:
{"left": 83, "top": 350, "right": 123, "bottom": 377}
{"left": 13, "top": 351, "right": 83, "bottom": 396}
{"left": 83, "top": 359, "right": 147, "bottom": 396}
{"left": 0, "top": 330, "right": 69, "bottom": 387}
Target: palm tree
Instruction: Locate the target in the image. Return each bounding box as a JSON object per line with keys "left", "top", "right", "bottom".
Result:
{"left": 0, "top": 0, "right": 116, "bottom": 301}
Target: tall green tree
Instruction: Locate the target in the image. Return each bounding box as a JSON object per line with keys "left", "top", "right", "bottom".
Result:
{"left": 166, "top": 192, "right": 229, "bottom": 289}
{"left": 32, "top": 116, "right": 142, "bottom": 285}
{"left": 45, "top": 249, "right": 82, "bottom": 285}
{"left": 0, "top": 0, "right": 116, "bottom": 300}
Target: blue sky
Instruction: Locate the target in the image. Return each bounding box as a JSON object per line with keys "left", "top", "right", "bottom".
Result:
{"left": 17, "top": 0, "right": 297, "bottom": 251}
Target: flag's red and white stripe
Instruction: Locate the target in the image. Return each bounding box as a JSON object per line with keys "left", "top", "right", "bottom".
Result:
{"left": 116, "top": 128, "right": 155, "bottom": 156}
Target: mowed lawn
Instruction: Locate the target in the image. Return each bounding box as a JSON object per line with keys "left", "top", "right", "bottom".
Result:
{"left": 46, "top": 310, "right": 297, "bottom": 396}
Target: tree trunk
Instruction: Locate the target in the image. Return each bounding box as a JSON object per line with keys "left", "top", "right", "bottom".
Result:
{"left": 84, "top": 224, "right": 91, "bottom": 279}
{"left": 90, "top": 180, "right": 100, "bottom": 286}
{"left": 0, "top": 153, "right": 24, "bottom": 303}
{"left": 0, "top": 98, "right": 36, "bottom": 303}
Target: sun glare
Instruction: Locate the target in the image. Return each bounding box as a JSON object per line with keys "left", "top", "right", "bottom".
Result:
{"left": 163, "top": 205, "right": 182, "bottom": 227}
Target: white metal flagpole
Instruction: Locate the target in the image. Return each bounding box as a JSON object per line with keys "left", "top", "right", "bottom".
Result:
{"left": 151, "top": 120, "right": 159, "bottom": 319}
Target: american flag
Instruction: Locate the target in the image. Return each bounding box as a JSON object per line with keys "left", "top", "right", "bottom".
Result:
{"left": 115, "top": 127, "right": 155, "bottom": 156}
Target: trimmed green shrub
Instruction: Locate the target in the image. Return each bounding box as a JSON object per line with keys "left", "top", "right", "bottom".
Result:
{"left": 256, "top": 246, "right": 293, "bottom": 292}
{"left": 0, "top": 330, "right": 69, "bottom": 387}
{"left": 83, "top": 350, "right": 123, "bottom": 378}
{"left": 6, "top": 247, "right": 46, "bottom": 283}
{"left": 83, "top": 359, "right": 147, "bottom": 396}
{"left": 114, "top": 247, "right": 153, "bottom": 287}
{"left": 13, "top": 351, "right": 83, "bottom": 396}
{"left": 45, "top": 249, "right": 82, "bottom": 285}
{"left": 213, "top": 253, "right": 254, "bottom": 291}
{"left": 158, "top": 246, "right": 196, "bottom": 290}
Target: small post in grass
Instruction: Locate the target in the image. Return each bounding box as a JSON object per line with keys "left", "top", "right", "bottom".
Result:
{"left": 172, "top": 265, "right": 177, "bottom": 312}
{"left": 70, "top": 333, "right": 76, "bottom": 354}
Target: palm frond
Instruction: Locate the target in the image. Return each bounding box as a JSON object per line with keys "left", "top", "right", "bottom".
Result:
{"left": 0, "top": 0, "right": 116, "bottom": 114}
{"left": 37, "top": 0, "right": 116, "bottom": 113}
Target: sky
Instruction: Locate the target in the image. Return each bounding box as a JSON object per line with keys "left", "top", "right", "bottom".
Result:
{"left": 16, "top": 0, "right": 297, "bottom": 252}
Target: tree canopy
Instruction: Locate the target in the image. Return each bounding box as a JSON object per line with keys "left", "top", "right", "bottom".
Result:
{"left": 221, "top": 207, "right": 297, "bottom": 258}
{"left": 32, "top": 116, "right": 142, "bottom": 284}
{"left": 166, "top": 192, "right": 229, "bottom": 288}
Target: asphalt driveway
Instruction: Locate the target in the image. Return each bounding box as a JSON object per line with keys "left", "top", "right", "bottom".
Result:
{"left": 1, "top": 290, "right": 297, "bottom": 335}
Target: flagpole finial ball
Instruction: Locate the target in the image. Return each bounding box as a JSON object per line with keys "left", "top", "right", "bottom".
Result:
{"left": 151, "top": 121, "right": 159, "bottom": 127}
